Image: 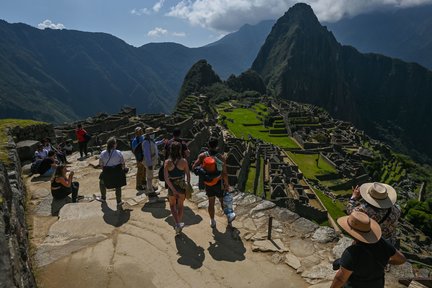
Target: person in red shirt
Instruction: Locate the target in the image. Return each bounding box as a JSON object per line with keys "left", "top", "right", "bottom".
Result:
{"left": 75, "top": 124, "right": 88, "bottom": 159}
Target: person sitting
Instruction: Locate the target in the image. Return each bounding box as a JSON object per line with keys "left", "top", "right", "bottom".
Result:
{"left": 347, "top": 182, "right": 401, "bottom": 245}
{"left": 38, "top": 151, "right": 57, "bottom": 177}
{"left": 330, "top": 211, "right": 406, "bottom": 288}
{"left": 34, "top": 143, "right": 48, "bottom": 160}
{"left": 164, "top": 141, "right": 190, "bottom": 234}
{"left": 51, "top": 165, "right": 81, "bottom": 203}
{"left": 43, "top": 137, "right": 68, "bottom": 164}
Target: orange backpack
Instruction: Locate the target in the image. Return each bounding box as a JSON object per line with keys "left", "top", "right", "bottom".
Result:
{"left": 202, "top": 152, "right": 223, "bottom": 186}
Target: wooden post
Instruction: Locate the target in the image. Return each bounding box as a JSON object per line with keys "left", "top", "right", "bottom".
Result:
{"left": 267, "top": 216, "right": 273, "bottom": 240}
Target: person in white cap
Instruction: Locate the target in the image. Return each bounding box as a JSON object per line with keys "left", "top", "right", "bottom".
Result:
{"left": 347, "top": 182, "right": 401, "bottom": 244}
{"left": 330, "top": 211, "right": 406, "bottom": 288}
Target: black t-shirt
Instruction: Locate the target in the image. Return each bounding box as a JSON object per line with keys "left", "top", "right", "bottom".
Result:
{"left": 38, "top": 158, "right": 54, "bottom": 175}
{"left": 340, "top": 238, "right": 396, "bottom": 288}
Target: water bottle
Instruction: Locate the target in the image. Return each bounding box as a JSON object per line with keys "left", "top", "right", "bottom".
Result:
{"left": 223, "top": 192, "right": 236, "bottom": 222}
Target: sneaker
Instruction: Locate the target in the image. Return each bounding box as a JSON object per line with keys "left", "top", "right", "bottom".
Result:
{"left": 77, "top": 195, "right": 85, "bottom": 200}
{"left": 179, "top": 222, "right": 185, "bottom": 229}
{"left": 210, "top": 219, "right": 216, "bottom": 228}
{"left": 94, "top": 194, "right": 106, "bottom": 203}
{"left": 175, "top": 224, "right": 182, "bottom": 235}
{"left": 227, "top": 212, "right": 236, "bottom": 223}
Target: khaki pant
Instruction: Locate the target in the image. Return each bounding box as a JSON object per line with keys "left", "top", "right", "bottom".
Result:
{"left": 136, "top": 161, "right": 146, "bottom": 188}
{"left": 145, "top": 165, "right": 154, "bottom": 192}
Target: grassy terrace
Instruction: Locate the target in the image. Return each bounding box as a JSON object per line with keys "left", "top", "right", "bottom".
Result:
{"left": 217, "top": 103, "right": 299, "bottom": 149}
{"left": 314, "top": 188, "right": 346, "bottom": 220}
{"left": 287, "top": 152, "right": 336, "bottom": 179}
{"left": 0, "top": 119, "right": 45, "bottom": 164}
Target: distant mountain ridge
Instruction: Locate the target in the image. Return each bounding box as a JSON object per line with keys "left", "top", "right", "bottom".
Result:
{"left": 326, "top": 5, "right": 432, "bottom": 70}
{"left": 0, "top": 19, "right": 273, "bottom": 123}
{"left": 252, "top": 3, "right": 432, "bottom": 162}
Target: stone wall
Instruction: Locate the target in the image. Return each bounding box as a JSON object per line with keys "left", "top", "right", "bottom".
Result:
{"left": 0, "top": 136, "right": 36, "bottom": 288}
{"left": 10, "top": 123, "right": 56, "bottom": 143}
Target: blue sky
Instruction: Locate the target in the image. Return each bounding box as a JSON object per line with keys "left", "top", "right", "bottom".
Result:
{"left": 1, "top": 0, "right": 432, "bottom": 48}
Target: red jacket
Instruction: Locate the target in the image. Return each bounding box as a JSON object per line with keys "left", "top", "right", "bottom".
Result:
{"left": 76, "top": 128, "right": 87, "bottom": 143}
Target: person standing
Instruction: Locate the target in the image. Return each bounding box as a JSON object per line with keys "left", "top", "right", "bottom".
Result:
{"left": 97, "top": 137, "right": 126, "bottom": 208}
{"left": 192, "top": 137, "right": 233, "bottom": 228}
{"left": 330, "top": 211, "right": 406, "bottom": 288}
{"left": 131, "top": 126, "right": 146, "bottom": 190}
{"left": 347, "top": 182, "right": 401, "bottom": 245}
{"left": 164, "top": 128, "right": 190, "bottom": 160}
{"left": 142, "top": 127, "right": 164, "bottom": 198}
{"left": 164, "top": 141, "right": 190, "bottom": 234}
{"left": 75, "top": 124, "right": 88, "bottom": 159}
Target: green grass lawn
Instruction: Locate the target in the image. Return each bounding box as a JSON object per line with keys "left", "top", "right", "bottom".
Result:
{"left": 245, "top": 166, "right": 256, "bottom": 193}
{"left": 287, "top": 152, "right": 337, "bottom": 179}
{"left": 218, "top": 105, "right": 299, "bottom": 149}
{"left": 314, "top": 188, "right": 346, "bottom": 221}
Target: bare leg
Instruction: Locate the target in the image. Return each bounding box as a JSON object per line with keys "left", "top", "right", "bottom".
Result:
{"left": 177, "top": 194, "right": 186, "bottom": 223}
{"left": 168, "top": 196, "right": 179, "bottom": 225}
{"left": 208, "top": 196, "right": 216, "bottom": 220}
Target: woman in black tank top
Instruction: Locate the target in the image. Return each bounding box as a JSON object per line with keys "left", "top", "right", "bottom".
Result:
{"left": 51, "top": 165, "right": 80, "bottom": 202}
{"left": 164, "top": 141, "right": 190, "bottom": 234}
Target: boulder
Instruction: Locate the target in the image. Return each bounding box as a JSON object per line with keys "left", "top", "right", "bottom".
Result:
{"left": 285, "top": 253, "right": 301, "bottom": 270}
{"left": 16, "top": 140, "right": 39, "bottom": 161}
{"left": 291, "top": 217, "right": 319, "bottom": 234}
{"left": 312, "top": 227, "right": 338, "bottom": 243}
{"left": 271, "top": 207, "right": 300, "bottom": 224}
{"left": 332, "top": 236, "right": 352, "bottom": 258}
{"left": 252, "top": 239, "right": 289, "bottom": 252}
{"left": 289, "top": 239, "right": 315, "bottom": 257}
{"left": 250, "top": 200, "right": 276, "bottom": 213}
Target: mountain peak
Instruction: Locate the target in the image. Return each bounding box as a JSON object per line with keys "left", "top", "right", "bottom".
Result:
{"left": 279, "top": 3, "right": 320, "bottom": 26}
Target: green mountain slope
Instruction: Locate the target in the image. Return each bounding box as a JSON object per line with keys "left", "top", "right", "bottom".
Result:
{"left": 252, "top": 3, "right": 432, "bottom": 163}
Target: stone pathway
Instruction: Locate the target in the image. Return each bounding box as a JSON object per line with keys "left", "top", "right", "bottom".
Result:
{"left": 26, "top": 152, "right": 410, "bottom": 288}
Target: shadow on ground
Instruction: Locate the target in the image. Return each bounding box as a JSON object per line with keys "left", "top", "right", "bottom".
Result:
{"left": 101, "top": 202, "right": 131, "bottom": 227}
{"left": 175, "top": 233, "right": 205, "bottom": 269}
{"left": 165, "top": 206, "right": 203, "bottom": 227}
{"left": 208, "top": 226, "right": 246, "bottom": 262}
{"left": 141, "top": 200, "right": 171, "bottom": 219}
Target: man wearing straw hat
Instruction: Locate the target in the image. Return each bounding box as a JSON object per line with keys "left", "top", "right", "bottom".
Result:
{"left": 142, "top": 127, "right": 163, "bottom": 198}
{"left": 330, "top": 211, "right": 406, "bottom": 288}
{"left": 347, "top": 182, "right": 401, "bottom": 244}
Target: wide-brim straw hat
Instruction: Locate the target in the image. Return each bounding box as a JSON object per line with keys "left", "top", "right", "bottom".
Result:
{"left": 144, "top": 127, "right": 160, "bottom": 135}
{"left": 360, "top": 182, "right": 397, "bottom": 209}
{"left": 337, "top": 211, "right": 382, "bottom": 244}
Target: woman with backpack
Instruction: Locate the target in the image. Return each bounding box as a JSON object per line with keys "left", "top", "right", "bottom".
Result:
{"left": 164, "top": 141, "right": 190, "bottom": 234}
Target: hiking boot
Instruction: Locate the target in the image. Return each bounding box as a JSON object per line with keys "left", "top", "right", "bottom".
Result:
{"left": 210, "top": 219, "right": 216, "bottom": 228}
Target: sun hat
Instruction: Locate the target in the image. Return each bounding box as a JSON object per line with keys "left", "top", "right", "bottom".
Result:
{"left": 359, "top": 182, "right": 397, "bottom": 209}
{"left": 337, "top": 211, "right": 382, "bottom": 244}
{"left": 135, "top": 126, "right": 142, "bottom": 133}
{"left": 144, "top": 127, "right": 160, "bottom": 136}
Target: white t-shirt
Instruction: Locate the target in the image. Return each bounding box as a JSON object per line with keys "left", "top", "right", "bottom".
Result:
{"left": 99, "top": 149, "right": 124, "bottom": 167}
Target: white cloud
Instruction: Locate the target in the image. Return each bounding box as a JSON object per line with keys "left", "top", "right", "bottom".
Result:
{"left": 172, "top": 31, "right": 186, "bottom": 37}
{"left": 153, "top": 0, "right": 166, "bottom": 12}
{"left": 167, "top": 0, "right": 432, "bottom": 32}
{"left": 37, "top": 19, "right": 65, "bottom": 30}
{"left": 131, "top": 8, "right": 150, "bottom": 16}
{"left": 148, "top": 27, "right": 168, "bottom": 37}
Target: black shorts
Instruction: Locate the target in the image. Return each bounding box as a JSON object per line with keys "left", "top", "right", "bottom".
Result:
{"left": 205, "top": 180, "right": 224, "bottom": 198}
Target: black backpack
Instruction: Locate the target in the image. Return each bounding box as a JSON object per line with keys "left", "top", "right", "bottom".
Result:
{"left": 31, "top": 159, "right": 43, "bottom": 175}
{"left": 131, "top": 138, "right": 144, "bottom": 161}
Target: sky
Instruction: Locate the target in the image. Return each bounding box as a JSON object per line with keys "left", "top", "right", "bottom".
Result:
{"left": 1, "top": 0, "right": 432, "bottom": 48}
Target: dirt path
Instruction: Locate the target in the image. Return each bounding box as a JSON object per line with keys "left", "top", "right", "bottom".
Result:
{"left": 27, "top": 152, "right": 308, "bottom": 288}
